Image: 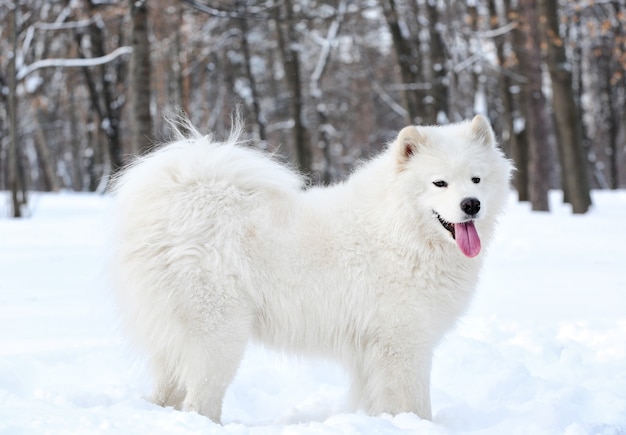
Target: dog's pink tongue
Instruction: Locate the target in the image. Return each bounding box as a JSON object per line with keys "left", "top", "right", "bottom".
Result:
{"left": 455, "top": 221, "right": 481, "bottom": 258}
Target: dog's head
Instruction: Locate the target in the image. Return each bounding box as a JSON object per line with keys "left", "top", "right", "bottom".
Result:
{"left": 392, "top": 115, "right": 513, "bottom": 258}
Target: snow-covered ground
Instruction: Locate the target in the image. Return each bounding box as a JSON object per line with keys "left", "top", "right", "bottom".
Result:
{"left": 1, "top": 191, "right": 625, "bottom": 434}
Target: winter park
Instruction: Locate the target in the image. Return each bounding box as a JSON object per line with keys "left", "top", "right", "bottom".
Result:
{"left": 2, "top": 1, "right": 626, "bottom": 434}
{"left": 1, "top": 190, "right": 626, "bottom": 434}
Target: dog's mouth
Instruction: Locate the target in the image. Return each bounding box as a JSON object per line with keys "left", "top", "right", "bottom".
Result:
{"left": 435, "top": 212, "right": 456, "bottom": 239}
{"left": 433, "top": 211, "right": 481, "bottom": 258}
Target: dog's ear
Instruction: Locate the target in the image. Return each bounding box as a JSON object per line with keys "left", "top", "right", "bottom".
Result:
{"left": 395, "top": 126, "right": 426, "bottom": 165}
{"left": 470, "top": 115, "right": 496, "bottom": 148}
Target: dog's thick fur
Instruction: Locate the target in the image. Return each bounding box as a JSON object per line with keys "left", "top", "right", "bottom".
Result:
{"left": 110, "top": 115, "right": 512, "bottom": 423}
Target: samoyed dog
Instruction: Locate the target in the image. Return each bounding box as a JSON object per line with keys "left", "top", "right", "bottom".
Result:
{"left": 110, "top": 115, "right": 512, "bottom": 423}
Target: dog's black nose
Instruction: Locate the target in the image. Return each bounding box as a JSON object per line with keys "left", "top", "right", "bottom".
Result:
{"left": 461, "top": 197, "right": 481, "bottom": 216}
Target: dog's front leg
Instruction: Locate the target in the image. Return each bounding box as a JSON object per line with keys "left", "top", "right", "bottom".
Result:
{"left": 357, "top": 340, "right": 433, "bottom": 420}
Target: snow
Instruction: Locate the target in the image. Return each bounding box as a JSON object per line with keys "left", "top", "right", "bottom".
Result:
{"left": 24, "top": 75, "right": 44, "bottom": 94}
{"left": 1, "top": 190, "right": 625, "bottom": 434}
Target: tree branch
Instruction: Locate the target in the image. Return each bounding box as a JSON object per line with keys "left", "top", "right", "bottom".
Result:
{"left": 16, "top": 46, "right": 132, "bottom": 81}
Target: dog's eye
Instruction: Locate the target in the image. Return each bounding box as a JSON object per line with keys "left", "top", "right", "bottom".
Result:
{"left": 471, "top": 177, "right": 481, "bottom": 184}
{"left": 433, "top": 180, "right": 448, "bottom": 188}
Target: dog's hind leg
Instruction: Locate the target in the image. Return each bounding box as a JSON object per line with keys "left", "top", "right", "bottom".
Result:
{"left": 176, "top": 279, "right": 253, "bottom": 423}
{"left": 151, "top": 267, "right": 253, "bottom": 423}
{"left": 178, "top": 328, "right": 249, "bottom": 423}
{"left": 152, "top": 354, "right": 186, "bottom": 410}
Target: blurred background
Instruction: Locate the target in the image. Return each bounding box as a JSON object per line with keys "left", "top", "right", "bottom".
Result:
{"left": 2, "top": 0, "right": 625, "bottom": 216}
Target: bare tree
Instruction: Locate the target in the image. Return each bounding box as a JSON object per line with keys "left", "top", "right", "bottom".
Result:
{"left": 7, "top": 2, "right": 27, "bottom": 217}
{"left": 2, "top": 0, "right": 625, "bottom": 206}
{"left": 129, "top": 0, "right": 153, "bottom": 156}
{"left": 274, "top": 0, "right": 311, "bottom": 176}
{"left": 237, "top": 1, "right": 266, "bottom": 143}
{"left": 30, "top": 99, "right": 60, "bottom": 192}
{"left": 310, "top": 1, "right": 347, "bottom": 183}
{"left": 424, "top": 1, "right": 448, "bottom": 124}
{"left": 516, "top": 0, "right": 552, "bottom": 211}
{"left": 487, "top": 0, "right": 519, "bottom": 159}
{"left": 539, "top": 0, "right": 591, "bottom": 213}
{"left": 74, "top": 7, "right": 127, "bottom": 177}
{"left": 380, "top": 0, "right": 421, "bottom": 124}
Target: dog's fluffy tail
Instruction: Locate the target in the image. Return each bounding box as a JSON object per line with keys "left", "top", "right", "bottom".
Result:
{"left": 110, "top": 114, "right": 304, "bottom": 207}
{"left": 162, "top": 109, "right": 244, "bottom": 144}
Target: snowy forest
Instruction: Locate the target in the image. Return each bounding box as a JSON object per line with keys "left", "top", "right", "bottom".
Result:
{"left": 2, "top": 0, "right": 625, "bottom": 217}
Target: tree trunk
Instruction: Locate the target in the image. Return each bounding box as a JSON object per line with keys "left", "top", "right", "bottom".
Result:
{"left": 425, "top": 1, "right": 448, "bottom": 124}
{"left": 539, "top": 0, "right": 591, "bottom": 213}
{"left": 238, "top": 3, "right": 266, "bottom": 143}
{"left": 498, "top": 0, "right": 526, "bottom": 200}
{"left": 381, "top": 0, "right": 420, "bottom": 124}
{"left": 68, "top": 80, "right": 84, "bottom": 191}
{"left": 489, "top": 0, "right": 527, "bottom": 201}
{"left": 514, "top": 127, "right": 530, "bottom": 201}
{"left": 517, "top": 0, "right": 551, "bottom": 211}
{"left": 611, "top": 2, "right": 626, "bottom": 189}
{"left": 507, "top": 0, "right": 530, "bottom": 201}
{"left": 31, "top": 103, "right": 60, "bottom": 192}
{"left": 130, "top": 0, "right": 154, "bottom": 156}
{"left": 487, "top": 0, "right": 517, "bottom": 156}
{"left": 173, "top": 2, "right": 188, "bottom": 115}
{"left": 467, "top": 2, "right": 483, "bottom": 118}
{"left": 8, "top": 3, "right": 26, "bottom": 217}
{"left": 311, "top": 1, "right": 346, "bottom": 184}
{"left": 275, "top": 0, "right": 311, "bottom": 176}
{"left": 74, "top": 11, "right": 125, "bottom": 176}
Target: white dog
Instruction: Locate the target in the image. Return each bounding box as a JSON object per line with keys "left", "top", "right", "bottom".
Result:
{"left": 110, "top": 115, "right": 512, "bottom": 423}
